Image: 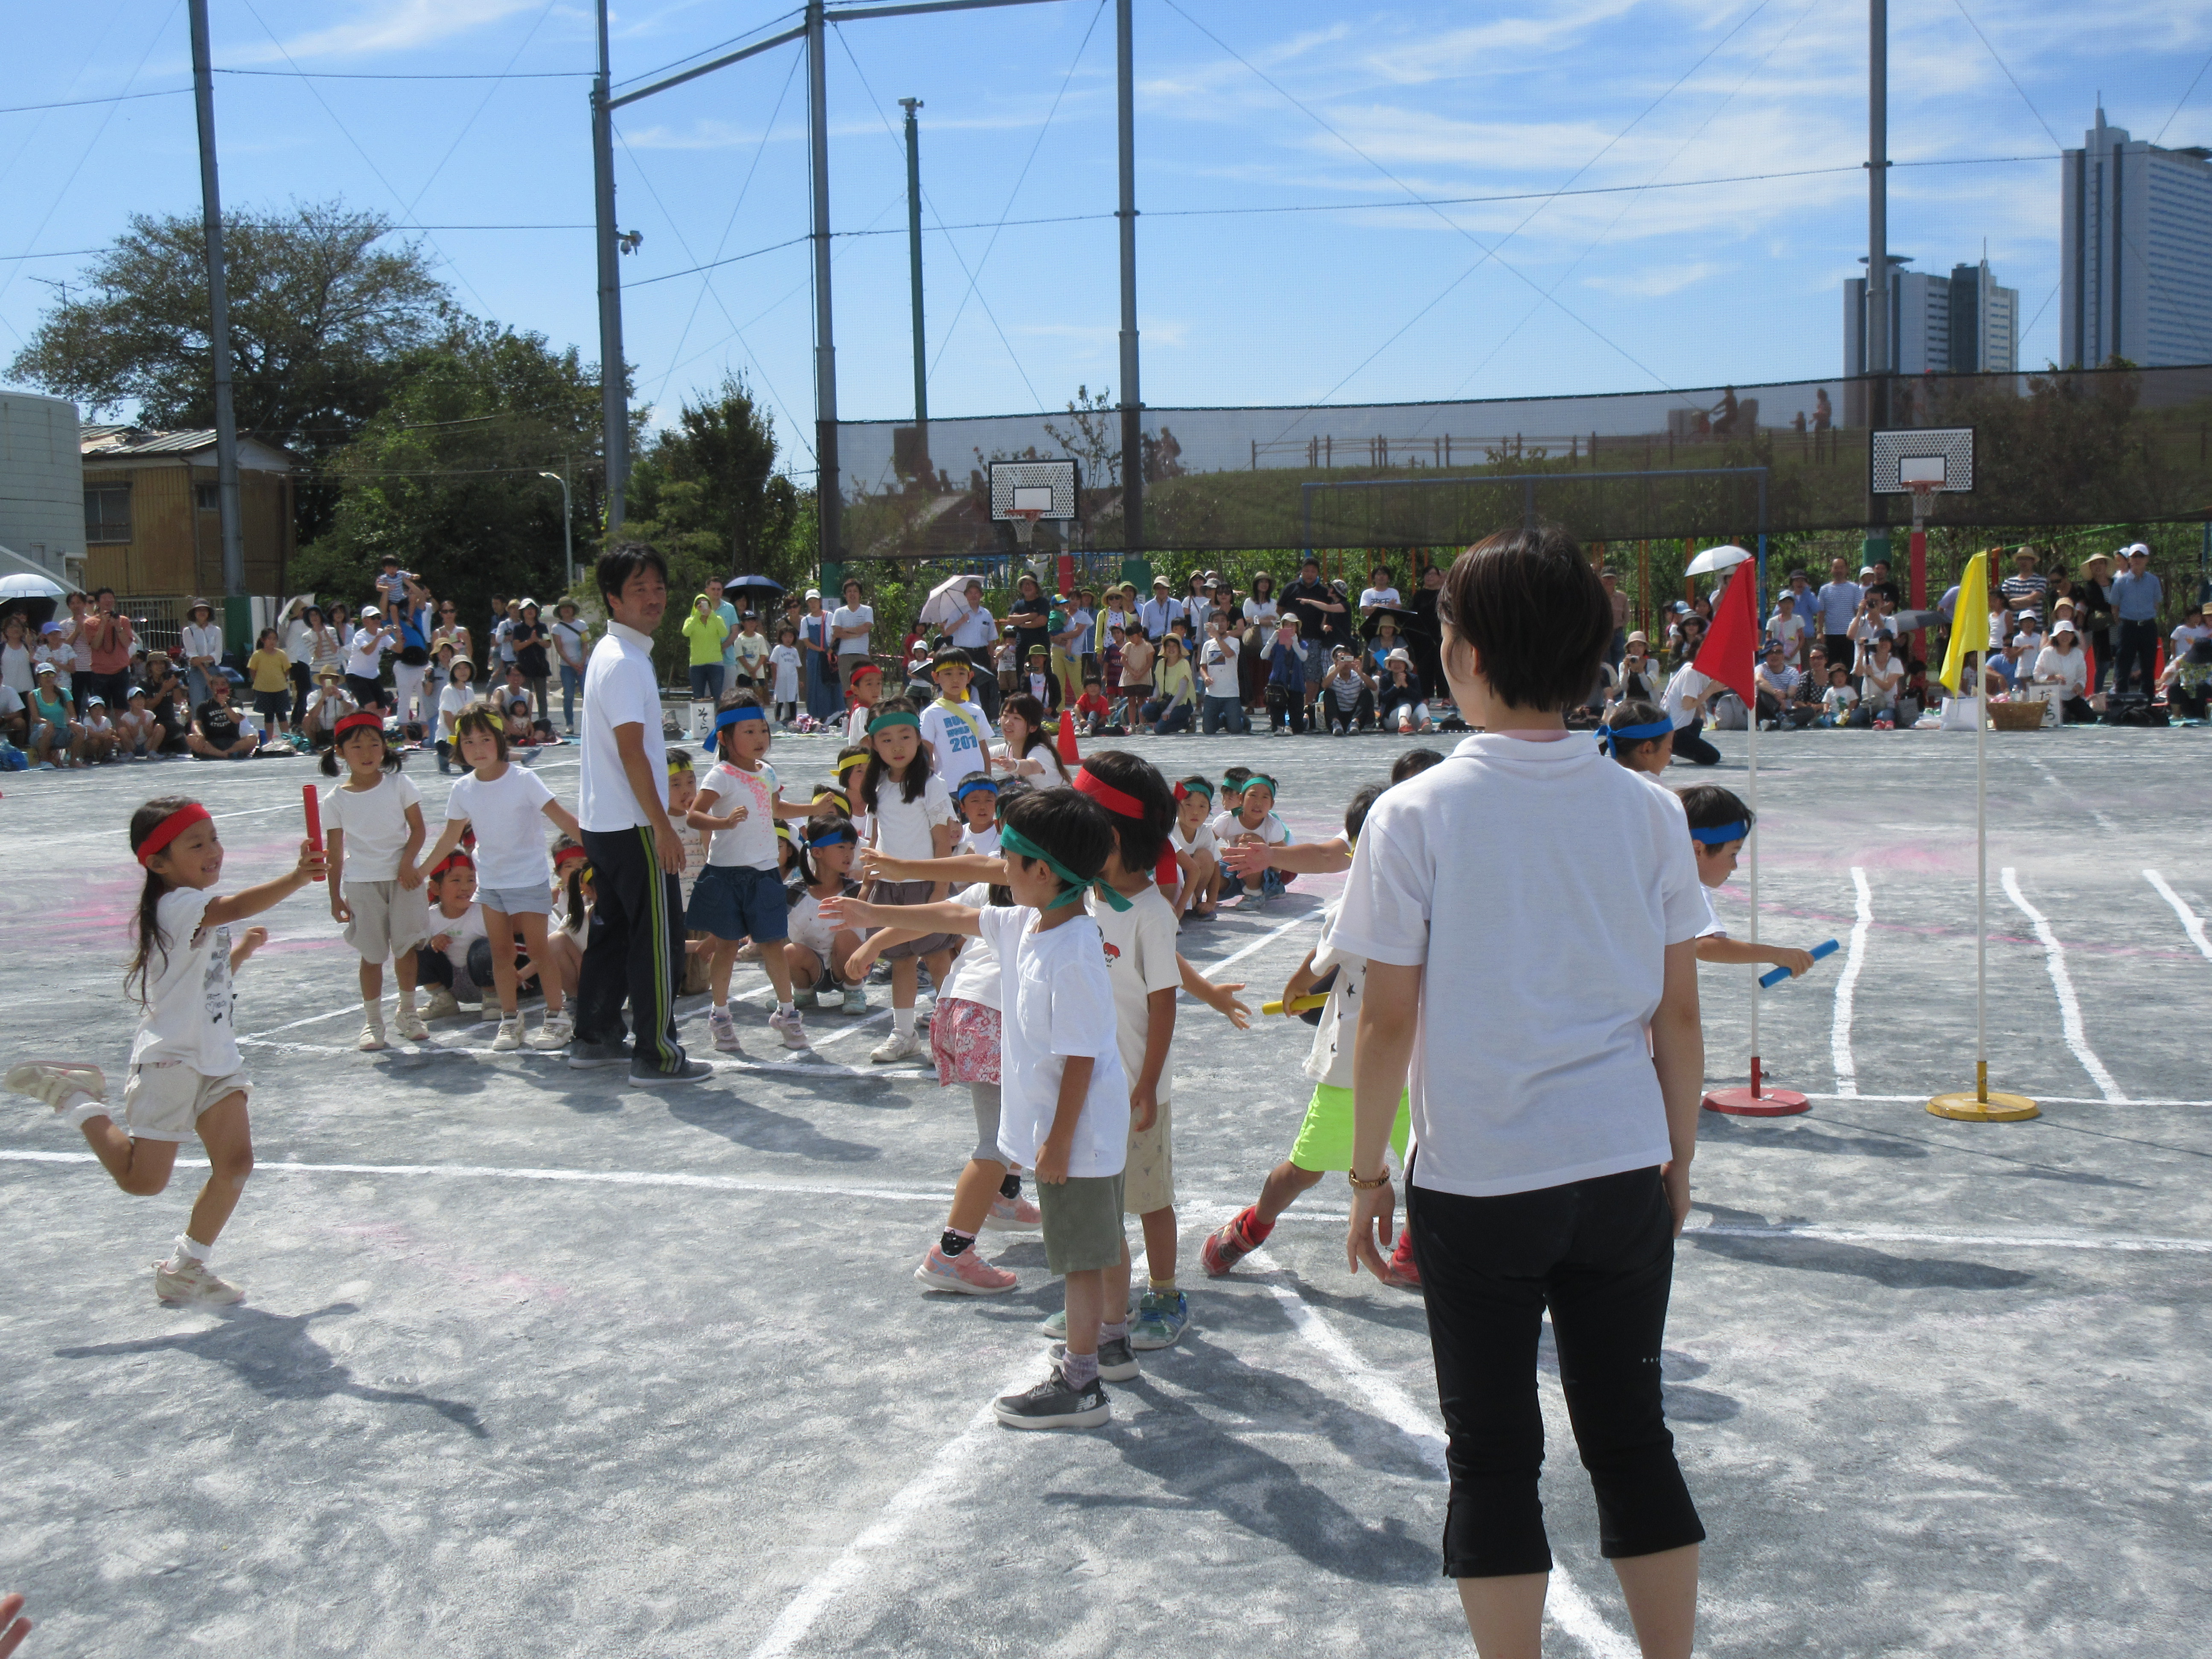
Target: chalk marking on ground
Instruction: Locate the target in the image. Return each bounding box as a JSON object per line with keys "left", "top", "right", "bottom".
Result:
{"left": 1194, "top": 910, "right": 1322, "bottom": 979}
{"left": 1248, "top": 1248, "right": 1638, "bottom": 1659}
{"left": 1831, "top": 867, "right": 1873, "bottom": 1097}
{"left": 2000, "top": 867, "right": 2126, "bottom": 1102}
{"left": 2028, "top": 756, "right": 2122, "bottom": 837}
{"left": 744, "top": 1371, "right": 1034, "bottom": 1659}
{"left": 1803, "top": 1091, "right": 2211, "bottom": 1107}
{"left": 2143, "top": 870, "right": 2212, "bottom": 963}
{"left": 235, "top": 1035, "right": 930, "bottom": 1080}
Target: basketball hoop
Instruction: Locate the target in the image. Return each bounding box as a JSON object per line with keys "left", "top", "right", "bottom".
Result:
{"left": 1007, "top": 509, "right": 1043, "bottom": 549}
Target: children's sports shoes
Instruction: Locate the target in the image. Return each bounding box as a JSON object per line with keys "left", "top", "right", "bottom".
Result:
{"left": 707, "top": 1008, "right": 741, "bottom": 1051}
{"left": 1129, "top": 1289, "right": 1189, "bottom": 1351}
{"left": 528, "top": 1012, "right": 573, "bottom": 1051}
{"left": 1201, "top": 1206, "right": 1266, "bottom": 1277}
{"left": 981, "top": 1192, "right": 1042, "bottom": 1231}
{"left": 1381, "top": 1230, "right": 1423, "bottom": 1292}
{"left": 357, "top": 1017, "right": 387, "bottom": 1052}
{"left": 994, "top": 1367, "right": 1109, "bottom": 1431}
{"left": 792, "top": 986, "right": 819, "bottom": 1010}
{"left": 1039, "top": 1298, "right": 1135, "bottom": 1339}
{"left": 419, "top": 986, "right": 462, "bottom": 1021}
{"left": 1051, "top": 1337, "right": 1138, "bottom": 1382}
{"left": 393, "top": 1006, "right": 431, "bottom": 1043}
{"left": 768, "top": 1008, "right": 809, "bottom": 1050}
{"left": 914, "top": 1243, "right": 1017, "bottom": 1295}
{"left": 870, "top": 1029, "right": 923, "bottom": 1064}
{"left": 154, "top": 1256, "right": 244, "bottom": 1306}
{"left": 6, "top": 1061, "right": 108, "bottom": 1124}
{"left": 491, "top": 1015, "right": 524, "bottom": 1052}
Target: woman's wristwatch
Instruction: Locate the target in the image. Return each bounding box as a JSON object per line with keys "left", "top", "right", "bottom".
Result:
{"left": 1347, "top": 1166, "right": 1392, "bottom": 1191}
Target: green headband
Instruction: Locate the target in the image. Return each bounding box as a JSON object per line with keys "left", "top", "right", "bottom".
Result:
{"left": 867, "top": 710, "right": 922, "bottom": 736}
{"left": 999, "top": 824, "right": 1132, "bottom": 913}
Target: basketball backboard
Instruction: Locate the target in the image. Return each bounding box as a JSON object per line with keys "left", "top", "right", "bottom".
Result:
{"left": 988, "top": 458, "right": 1080, "bottom": 522}
{"left": 1870, "top": 428, "right": 1974, "bottom": 495}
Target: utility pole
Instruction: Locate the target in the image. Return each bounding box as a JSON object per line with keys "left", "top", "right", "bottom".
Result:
{"left": 899, "top": 98, "right": 929, "bottom": 486}
{"left": 187, "top": 0, "right": 244, "bottom": 599}
{"left": 1867, "top": 0, "right": 1889, "bottom": 422}
{"left": 1115, "top": 0, "right": 1142, "bottom": 553}
{"left": 593, "top": 0, "right": 629, "bottom": 532}
{"left": 540, "top": 467, "right": 574, "bottom": 592}
{"left": 807, "top": 0, "right": 841, "bottom": 572}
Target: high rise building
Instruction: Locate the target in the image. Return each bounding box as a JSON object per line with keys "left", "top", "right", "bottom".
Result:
{"left": 1844, "top": 258, "right": 2018, "bottom": 376}
{"left": 2062, "top": 108, "right": 2212, "bottom": 368}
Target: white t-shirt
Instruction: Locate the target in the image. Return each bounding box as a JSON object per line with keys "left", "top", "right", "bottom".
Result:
{"left": 980, "top": 905, "right": 1129, "bottom": 1176}
{"left": 130, "top": 887, "right": 239, "bottom": 1074}
{"left": 443, "top": 764, "right": 556, "bottom": 891}
{"left": 1771, "top": 611, "right": 1807, "bottom": 656}
{"left": 1210, "top": 808, "right": 1288, "bottom": 847}
{"left": 1243, "top": 596, "right": 1279, "bottom": 627}
{"left": 1695, "top": 888, "right": 1727, "bottom": 940}
{"left": 1331, "top": 734, "right": 1708, "bottom": 1199}
{"left": 919, "top": 697, "right": 993, "bottom": 792}
{"left": 844, "top": 704, "right": 874, "bottom": 746}
{"left": 939, "top": 883, "right": 1003, "bottom": 1010}
{"left": 1198, "top": 635, "right": 1240, "bottom": 698}
{"left": 436, "top": 681, "right": 477, "bottom": 738}
{"left": 344, "top": 627, "right": 387, "bottom": 679}
{"left": 958, "top": 823, "right": 1001, "bottom": 858}
{"left": 1824, "top": 682, "right": 1859, "bottom": 718}
{"left": 831, "top": 604, "right": 874, "bottom": 658}
{"left": 865, "top": 769, "right": 954, "bottom": 861}
{"left": 182, "top": 620, "right": 224, "bottom": 668}
{"left": 1662, "top": 663, "right": 1712, "bottom": 730}
{"left": 769, "top": 643, "right": 802, "bottom": 700}
{"left": 2034, "top": 645, "right": 2088, "bottom": 699}
{"left": 431, "top": 902, "right": 487, "bottom": 973}
{"left": 578, "top": 621, "right": 667, "bottom": 832}
{"left": 1359, "top": 586, "right": 1402, "bottom": 612}
{"left": 1170, "top": 818, "right": 1220, "bottom": 868}
{"left": 1302, "top": 896, "right": 1371, "bottom": 1091}
{"left": 699, "top": 759, "right": 781, "bottom": 870}
{"left": 323, "top": 772, "right": 424, "bottom": 883}
{"left": 1089, "top": 882, "right": 1182, "bottom": 1101}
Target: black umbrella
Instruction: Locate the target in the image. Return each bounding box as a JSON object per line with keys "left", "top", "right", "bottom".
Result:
{"left": 1360, "top": 603, "right": 1432, "bottom": 640}
{"left": 725, "top": 574, "right": 784, "bottom": 599}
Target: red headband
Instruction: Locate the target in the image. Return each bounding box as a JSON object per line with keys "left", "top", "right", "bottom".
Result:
{"left": 553, "top": 844, "right": 588, "bottom": 869}
{"left": 431, "top": 851, "right": 474, "bottom": 879}
{"left": 135, "top": 802, "right": 211, "bottom": 866}
{"left": 1073, "top": 766, "right": 1144, "bottom": 820}
{"left": 334, "top": 711, "right": 384, "bottom": 742}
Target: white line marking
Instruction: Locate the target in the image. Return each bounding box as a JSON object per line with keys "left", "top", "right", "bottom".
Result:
{"left": 2027, "top": 757, "right": 2122, "bottom": 836}
{"left": 1831, "top": 867, "right": 1872, "bottom": 1097}
{"left": 745, "top": 1372, "right": 1033, "bottom": 1659}
{"left": 235, "top": 1036, "right": 930, "bottom": 1080}
{"left": 1196, "top": 910, "right": 1322, "bottom": 978}
{"left": 1249, "top": 1249, "right": 1638, "bottom": 1659}
{"left": 1685, "top": 1220, "right": 2212, "bottom": 1256}
{"left": 1799, "top": 1091, "right": 2212, "bottom": 1107}
{"left": 2144, "top": 870, "right": 2212, "bottom": 963}
{"left": 2000, "top": 867, "right": 2126, "bottom": 1102}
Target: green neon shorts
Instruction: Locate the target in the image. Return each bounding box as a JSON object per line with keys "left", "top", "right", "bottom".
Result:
{"left": 1289, "top": 1082, "right": 1411, "bottom": 1173}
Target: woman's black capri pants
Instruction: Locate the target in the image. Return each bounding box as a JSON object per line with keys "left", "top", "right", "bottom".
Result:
{"left": 1407, "top": 1162, "right": 1704, "bottom": 1578}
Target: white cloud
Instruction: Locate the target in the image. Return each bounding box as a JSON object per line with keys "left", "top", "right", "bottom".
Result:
{"left": 1584, "top": 259, "right": 1725, "bottom": 295}
{"left": 231, "top": 0, "right": 547, "bottom": 64}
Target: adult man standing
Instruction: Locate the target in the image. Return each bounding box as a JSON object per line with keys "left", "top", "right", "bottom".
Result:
{"left": 1598, "top": 568, "right": 1628, "bottom": 666}
{"left": 570, "top": 544, "right": 710, "bottom": 1086}
{"left": 1998, "top": 548, "right": 2049, "bottom": 626}
{"left": 2109, "top": 543, "right": 2163, "bottom": 698}
{"left": 1137, "top": 575, "right": 1182, "bottom": 642}
{"left": 945, "top": 577, "right": 999, "bottom": 720}
{"left": 1281, "top": 555, "right": 1342, "bottom": 728}
{"left": 84, "top": 588, "right": 136, "bottom": 709}
{"left": 705, "top": 576, "right": 741, "bottom": 690}
{"left": 1813, "top": 558, "right": 1863, "bottom": 679}
{"left": 830, "top": 578, "right": 876, "bottom": 691}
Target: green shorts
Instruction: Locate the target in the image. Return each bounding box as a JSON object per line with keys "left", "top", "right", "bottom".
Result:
{"left": 1039, "top": 1172, "right": 1127, "bottom": 1274}
{"left": 1289, "top": 1083, "right": 1410, "bottom": 1173}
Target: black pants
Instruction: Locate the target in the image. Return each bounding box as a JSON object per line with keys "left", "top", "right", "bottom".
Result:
{"left": 1823, "top": 632, "right": 1852, "bottom": 675}
{"left": 1670, "top": 718, "right": 1721, "bottom": 765}
{"left": 2089, "top": 629, "right": 2113, "bottom": 692}
{"left": 415, "top": 937, "right": 498, "bottom": 996}
{"left": 288, "top": 661, "right": 311, "bottom": 726}
{"left": 2113, "top": 620, "right": 2159, "bottom": 696}
{"left": 1409, "top": 1164, "right": 1703, "bottom": 1578}
{"left": 1266, "top": 682, "right": 1307, "bottom": 733}
{"left": 576, "top": 825, "right": 687, "bottom": 1070}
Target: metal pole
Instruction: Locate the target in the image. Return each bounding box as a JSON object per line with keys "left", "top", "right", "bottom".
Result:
{"left": 541, "top": 470, "right": 574, "bottom": 591}
{"left": 899, "top": 98, "right": 928, "bottom": 482}
{"left": 1747, "top": 658, "right": 1760, "bottom": 1097}
{"left": 1974, "top": 554, "right": 1988, "bottom": 1102}
{"left": 188, "top": 0, "right": 244, "bottom": 598}
{"left": 808, "top": 0, "right": 842, "bottom": 568}
{"left": 593, "top": 0, "right": 629, "bottom": 531}
{"left": 1115, "top": 0, "right": 1141, "bottom": 550}
{"left": 1867, "top": 0, "right": 1889, "bottom": 422}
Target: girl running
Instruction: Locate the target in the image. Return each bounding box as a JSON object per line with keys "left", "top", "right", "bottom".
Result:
{"left": 421, "top": 706, "right": 582, "bottom": 1052}
{"left": 6, "top": 798, "right": 325, "bottom": 1304}
{"left": 320, "top": 711, "right": 430, "bottom": 1051}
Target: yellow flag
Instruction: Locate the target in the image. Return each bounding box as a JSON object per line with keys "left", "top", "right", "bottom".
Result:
{"left": 1938, "top": 549, "right": 1991, "bottom": 694}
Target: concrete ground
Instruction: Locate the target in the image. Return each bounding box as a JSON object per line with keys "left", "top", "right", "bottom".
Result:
{"left": 2, "top": 721, "right": 2206, "bottom": 1657}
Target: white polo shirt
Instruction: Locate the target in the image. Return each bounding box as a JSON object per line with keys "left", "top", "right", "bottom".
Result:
{"left": 1332, "top": 733, "right": 1708, "bottom": 1199}
{"left": 578, "top": 619, "right": 668, "bottom": 832}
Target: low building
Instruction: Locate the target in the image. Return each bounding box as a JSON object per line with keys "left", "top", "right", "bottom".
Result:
{"left": 79, "top": 425, "right": 298, "bottom": 600}
{"left": 0, "top": 389, "right": 85, "bottom": 584}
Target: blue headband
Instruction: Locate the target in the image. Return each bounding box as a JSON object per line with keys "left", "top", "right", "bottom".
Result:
{"left": 955, "top": 776, "right": 999, "bottom": 800}
{"left": 1598, "top": 717, "right": 1674, "bottom": 755}
{"left": 807, "top": 830, "right": 856, "bottom": 850}
{"left": 701, "top": 704, "right": 769, "bottom": 751}
{"left": 1690, "top": 821, "right": 1749, "bottom": 845}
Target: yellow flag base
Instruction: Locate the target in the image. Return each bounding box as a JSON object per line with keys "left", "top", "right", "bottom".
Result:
{"left": 1927, "top": 1089, "right": 2040, "bottom": 1122}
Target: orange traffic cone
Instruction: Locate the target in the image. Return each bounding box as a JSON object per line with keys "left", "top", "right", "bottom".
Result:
{"left": 1054, "top": 707, "right": 1081, "bottom": 769}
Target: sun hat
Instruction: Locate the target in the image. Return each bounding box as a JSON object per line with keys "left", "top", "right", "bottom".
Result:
{"left": 33, "top": 660, "right": 58, "bottom": 676}
{"left": 186, "top": 597, "right": 213, "bottom": 618}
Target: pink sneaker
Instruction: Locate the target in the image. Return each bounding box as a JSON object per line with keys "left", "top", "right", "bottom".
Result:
{"left": 913, "top": 1243, "right": 1017, "bottom": 1295}
{"left": 981, "top": 1192, "right": 1042, "bottom": 1231}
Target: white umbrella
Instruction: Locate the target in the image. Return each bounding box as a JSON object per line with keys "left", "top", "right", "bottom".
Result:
{"left": 0, "top": 571, "right": 67, "bottom": 601}
{"left": 1682, "top": 544, "right": 1753, "bottom": 578}
{"left": 918, "top": 572, "right": 988, "bottom": 629}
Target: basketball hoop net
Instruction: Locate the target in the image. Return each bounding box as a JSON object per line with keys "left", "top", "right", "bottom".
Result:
{"left": 1907, "top": 481, "right": 1936, "bottom": 533}
{"left": 1008, "top": 509, "right": 1043, "bottom": 548}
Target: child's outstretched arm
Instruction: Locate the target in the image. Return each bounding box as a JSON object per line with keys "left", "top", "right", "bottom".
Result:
{"left": 818, "top": 894, "right": 981, "bottom": 940}
{"left": 1695, "top": 936, "right": 1816, "bottom": 975}
{"left": 1177, "top": 953, "right": 1250, "bottom": 1029}
{"left": 861, "top": 848, "right": 1004, "bottom": 887}
{"left": 1278, "top": 946, "right": 1320, "bottom": 1015}
{"left": 1222, "top": 835, "right": 1350, "bottom": 879}
{"left": 205, "top": 839, "right": 327, "bottom": 929}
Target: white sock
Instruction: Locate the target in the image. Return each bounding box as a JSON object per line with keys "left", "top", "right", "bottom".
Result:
{"left": 363, "top": 998, "right": 383, "bottom": 1024}
{"left": 174, "top": 1232, "right": 211, "bottom": 1264}
{"left": 712, "top": 999, "right": 729, "bottom": 1013}
{"left": 893, "top": 1007, "right": 916, "bottom": 1038}
{"left": 777, "top": 1002, "right": 795, "bottom": 1018}
{"left": 399, "top": 986, "right": 417, "bottom": 1011}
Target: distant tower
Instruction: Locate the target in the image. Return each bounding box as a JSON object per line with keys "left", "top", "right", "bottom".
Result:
{"left": 2062, "top": 107, "right": 2212, "bottom": 367}
{"left": 1845, "top": 257, "right": 2016, "bottom": 376}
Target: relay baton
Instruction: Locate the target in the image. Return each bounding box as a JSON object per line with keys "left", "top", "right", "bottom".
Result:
{"left": 1259, "top": 993, "right": 1330, "bottom": 1016}
{"left": 1758, "top": 937, "right": 1838, "bottom": 988}
{"left": 302, "top": 784, "right": 325, "bottom": 882}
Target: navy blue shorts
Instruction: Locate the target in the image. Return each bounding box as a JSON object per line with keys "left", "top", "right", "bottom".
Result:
{"left": 686, "top": 863, "right": 789, "bottom": 944}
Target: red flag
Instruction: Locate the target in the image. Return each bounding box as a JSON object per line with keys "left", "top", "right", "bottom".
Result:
{"left": 1697, "top": 562, "right": 1760, "bottom": 704}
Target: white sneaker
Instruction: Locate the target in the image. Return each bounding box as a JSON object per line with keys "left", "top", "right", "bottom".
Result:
{"left": 529, "top": 1012, "right": 573, "bottom": 1050}
{"left": 6, "top": 1060, "right": 107, "bottom": 1121}
{"left": 768, "top": 1008, "right": 810, "bottom": 1050}
{"left": 394, "top": 1006, "right": 431, "bottom": 1042}
{"left": 419, "top": 986, "right": 462, "bottom": 1021}
{"left": 491, "top": 1016, "right": 524, "bottom": 1052}
{"left": 708, "top": 1008, "right": 741, "bottom": 1052}
{"left": 870, "top": 1028, "right": 924, "bottom": 1064}
{"left": 154, "top": 1256, "right": 244, "bottom": 1305}
{"left": 357, "top": 1018, "right": 388, "bottom": 1052}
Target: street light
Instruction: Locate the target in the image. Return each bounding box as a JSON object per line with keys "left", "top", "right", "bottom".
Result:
{"left": 538, "top": 469, "right": 574, "bottom": 593}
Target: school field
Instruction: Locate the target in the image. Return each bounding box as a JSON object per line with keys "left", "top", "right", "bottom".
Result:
{"left": 2, "top": 722, "right": 2207, "bottom": 1658}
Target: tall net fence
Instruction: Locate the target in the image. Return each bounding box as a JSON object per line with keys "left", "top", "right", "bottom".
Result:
{"left": 835, "top": 364, "right": 2212, "bottom": 559}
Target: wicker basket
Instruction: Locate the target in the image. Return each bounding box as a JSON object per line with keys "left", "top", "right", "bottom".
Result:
{"left": 1988, "top": 701, "right": 2048, "bottom": 732}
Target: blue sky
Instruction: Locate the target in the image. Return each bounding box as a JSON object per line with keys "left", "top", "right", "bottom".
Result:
{"left": 6, "top": 0, "right": 2212, "bottom": 482}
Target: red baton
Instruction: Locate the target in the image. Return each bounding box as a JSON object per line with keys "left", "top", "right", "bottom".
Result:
{"left": 303, "top": 784, "right": 325, "bottom": 881}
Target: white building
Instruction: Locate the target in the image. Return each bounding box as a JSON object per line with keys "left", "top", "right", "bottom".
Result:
{"left": 1845, "top": 259, "right": 2019, "bottom": 376}
{"left": 0, "top": 389, "right": 84, "bottom": 583}
{"left": 2062, "top": 108, "right": 2212, "bottom": 368}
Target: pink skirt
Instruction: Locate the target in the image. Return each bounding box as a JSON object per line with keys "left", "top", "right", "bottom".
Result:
{"left": 929, "top": 995, "right": 1001, "bottom": 1085}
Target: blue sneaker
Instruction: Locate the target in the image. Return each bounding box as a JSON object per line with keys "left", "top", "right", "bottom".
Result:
{"left": 1129, "top": 1289, "right": 1188, "bottom": 1351}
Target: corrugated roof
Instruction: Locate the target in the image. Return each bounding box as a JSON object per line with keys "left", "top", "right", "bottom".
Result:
{"left": 81, "top": 425, "right": 221, "bottom": 457}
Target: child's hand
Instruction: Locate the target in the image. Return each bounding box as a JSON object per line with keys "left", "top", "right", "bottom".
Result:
{"left": 395, "top": 859, "right": 422, "bottom": 891}
{"left": 233, "top": 926, "right": 268, "bottom": 964}
{"left": 429, "top": 933, "right": 451, "bottom": 953}
{"left": 1202, "top": 979, "right": 1252, "bottom": 1030}
{"left": 331, "top": 895, "right": 353, "bottom": 924}
{"left": 817, "top": 894, "right": 882, "bottom": 932}
{"left": 1034, "top": 1135, "right": 1071, "bottom": 1185}
{"left": 295, "top": 840, "right": 327, "bottom": 883}
{"left": 1129, "top": 1083, "right": 1157, "bottom": 1133}
{"left": 1770, "top": 946, "right": 1816, "bottom": 978}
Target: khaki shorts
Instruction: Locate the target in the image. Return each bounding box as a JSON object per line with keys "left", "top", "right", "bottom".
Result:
{"left": 343, "top": 878, "right": 432, "bottom": 963}
{"left": 122, "top": 1063, "right": 252, "bottom": 1144}
{"left": 1123, "top": 1096, "right": 1175, "bottom": 1215}
{"left": 1040, "top": 1172, "right": 1127, "bottom": 1275}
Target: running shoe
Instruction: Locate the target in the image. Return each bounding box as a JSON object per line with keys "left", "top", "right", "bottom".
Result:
{"left": 528, "top": 1012, "right": 573, "bottom": 1051}
{"left": 792, "top": 987, "right": 819, "bottom": 1010}
{"left": 357, "top": 1018, "right": 387, "bottom": 1053}
{"left": 1129, "top": 1289, "right": 1189, "bottom": 1351}
{"left": 914, "top": 1243, "right": 1017, "bottom": 1295}
{"left": 708, "top": 1008, "right": 741, "bottom": 1052}
{"left": 419, "top": 986, "right": 462, "bottom": 1021}
{"left": 393, "top": 1006, "right": 430, "bottom": 1043}
{"left": 768, "top": 1008, "right": 810, "bottom": 1050}
{"left": 993, "top": 1367, "right": 1109, "bottom": 1431}
{"left": 1382, "top": 1230, "right": 1423, "bottom": 1292}
{"left": 628, "top": 1058, "right": 713, "bottom": 1087}
{"left": 841, "top": 985, "right": 869, "bottom": 1016}
{"left": 154, "top": 1257, "right": 244, "bottom": 1306}
{"left": 491, "top": 1015, "right": 524, "bottom": 1052}
{"left": 1051, "top": 1337, "right": 1138, "bottom": 1382}
{"left": 870, "top": 1029, "right": 923, "bottom": 1064}
{"left": 6, "top": 1061, "right": 107, "bottom": 1120}
{"left": 981, "top": 1192, "right": 1042, "bottom": 1231}
{"left": 1201, "top": 1207, "right": 1265, "bottom": 1277}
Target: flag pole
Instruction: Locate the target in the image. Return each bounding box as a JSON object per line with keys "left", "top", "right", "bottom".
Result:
{"left": 1747, "top": 702, "right": 1760, "bottom": 1097}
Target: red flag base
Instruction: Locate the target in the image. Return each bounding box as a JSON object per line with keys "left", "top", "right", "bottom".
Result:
{"left": 1702, "top": 1085, "right": 1811, "bottom": 1117}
